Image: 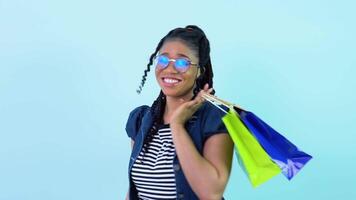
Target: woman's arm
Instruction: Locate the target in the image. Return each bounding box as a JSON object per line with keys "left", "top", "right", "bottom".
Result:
{"left": 170, "top": 123, "right": 234, "bottom": 200}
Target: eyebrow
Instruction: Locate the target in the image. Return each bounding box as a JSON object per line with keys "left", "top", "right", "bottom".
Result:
{"left": 160, "top": 52, "right": 190, "bottom": 59}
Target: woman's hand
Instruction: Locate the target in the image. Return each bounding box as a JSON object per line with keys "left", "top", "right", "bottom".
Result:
{"left": 170, "top": 83, "right": 213, "bottom": 127}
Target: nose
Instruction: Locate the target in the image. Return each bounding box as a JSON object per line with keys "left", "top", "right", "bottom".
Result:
{"left": 164, "top": 60, "right": 178, "bottom": 73}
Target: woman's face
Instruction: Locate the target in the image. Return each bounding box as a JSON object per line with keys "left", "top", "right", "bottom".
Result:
{"left": 155, "top": 40, "right": 200, "bottom": 98}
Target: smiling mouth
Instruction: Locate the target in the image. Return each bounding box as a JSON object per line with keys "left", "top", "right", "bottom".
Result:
{"left": 162, "top": 77, "right": 182, "bottom": 85}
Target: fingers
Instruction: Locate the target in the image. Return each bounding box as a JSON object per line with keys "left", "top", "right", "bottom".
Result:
{"left": 197, "top": 84, "right": 213, "bottom": 100}
{"left": 187, "top": 83, "right": 214, "bottom": 109}
{"left": 187, "top": 98, "right": 203, "bottom": 112}
{"left": 208, "top": 87, "right": 213, "bottom": 94}
{"left": 177, "top": 84, "right": 214, "bottom": 117}
{"left": 204, "top": 83, "right": 209, "bottom": 91}
{"left": 202, "top": 83, "right": 213, "bottom": 94}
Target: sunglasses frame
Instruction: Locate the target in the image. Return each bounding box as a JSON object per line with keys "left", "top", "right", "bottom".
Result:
{"left": 154, "top": 54, "right": 199, "bottom": 73}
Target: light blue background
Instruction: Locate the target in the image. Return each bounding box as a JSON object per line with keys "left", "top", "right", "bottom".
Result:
{"left": 1, "top": 0, "right": 355, "bottom": 199}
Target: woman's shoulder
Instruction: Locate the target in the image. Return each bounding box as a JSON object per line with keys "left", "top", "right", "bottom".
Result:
{"left": 198, "top": 101, "right": 229, "bottom": 137}
{"left": 125, "top": 105, "right": 151, "bottom": 140}
{"left": 129, "top": 105, "right": 151, "bottom": 115}
{"left": 127, "top": 105, "right": 152, "bottom": 123}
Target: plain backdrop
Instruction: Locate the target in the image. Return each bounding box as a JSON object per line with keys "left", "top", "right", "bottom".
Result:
{"left": 0, "top": 0, "right": 355, "bottom": 199}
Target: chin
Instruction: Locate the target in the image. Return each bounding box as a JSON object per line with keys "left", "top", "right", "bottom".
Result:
{"left": 161, "top": 88, "right": 181, "bottom": 97}
{"left": 162, "top": 88, "right": 194, "bottom": 99}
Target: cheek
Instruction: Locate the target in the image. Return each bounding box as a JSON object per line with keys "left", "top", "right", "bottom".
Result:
{"left": 183, "top": 71, "right": 198, "bottom": 86}
{"left": 155, "top": 69, "right": 160, "bottom": 80}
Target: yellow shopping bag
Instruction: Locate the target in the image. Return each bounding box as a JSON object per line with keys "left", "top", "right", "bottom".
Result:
{"left": 222, "top": 107, "right": 281, "bottom": 187}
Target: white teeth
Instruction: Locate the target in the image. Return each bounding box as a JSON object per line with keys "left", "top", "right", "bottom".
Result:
{"left": 163, "top": 78, "right": 179, "bottom": 84}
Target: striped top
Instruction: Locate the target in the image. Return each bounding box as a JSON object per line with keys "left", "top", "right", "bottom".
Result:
{"left": 131, "top": 124, "right": 177, "bottom": 199}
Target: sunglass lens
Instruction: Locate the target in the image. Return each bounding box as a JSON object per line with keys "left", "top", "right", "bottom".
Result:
{"left": 157, "top": 55, "right": 169, "bottom": 68}
{"left": 175, "top": 58, "right": 190, "bottom": 72}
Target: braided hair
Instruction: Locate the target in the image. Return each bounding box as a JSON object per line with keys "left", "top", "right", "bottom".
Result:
{"left": 136, "top": 25, "right": 215, "bottom": 162}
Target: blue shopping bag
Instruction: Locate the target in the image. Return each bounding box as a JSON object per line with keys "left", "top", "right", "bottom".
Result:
{"left": 234, "top": 106, "right": 313, "bottom": 180}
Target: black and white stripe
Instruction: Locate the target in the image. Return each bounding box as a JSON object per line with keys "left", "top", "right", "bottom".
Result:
{"left": 131, "top": 125, "right": 177, "bottom": 200}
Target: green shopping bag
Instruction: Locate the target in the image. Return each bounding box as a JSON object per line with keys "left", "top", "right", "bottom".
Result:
{"left": 222, "top": 107, "right": 281, "bottom": 187}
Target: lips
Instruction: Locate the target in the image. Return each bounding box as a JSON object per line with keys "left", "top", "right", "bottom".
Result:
{"left": 161, "top": 76, "right": 182, "bottom": 87}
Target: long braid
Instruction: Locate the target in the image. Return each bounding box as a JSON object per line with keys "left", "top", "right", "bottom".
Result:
{"left": 187, "top": 25, "right": 215, "bottom": 97}
{"left": 137, "top": 29, "right": 178, "bottom": 94}
{"left": 136, "top": 39, "right": 164, "bottom": 94}
{"left": 139, "top": 91, "right": 165, "bottom": 163}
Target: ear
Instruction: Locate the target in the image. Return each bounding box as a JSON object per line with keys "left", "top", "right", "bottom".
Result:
{"left": 196, "top": 67, "right": 202, "bottom": 78}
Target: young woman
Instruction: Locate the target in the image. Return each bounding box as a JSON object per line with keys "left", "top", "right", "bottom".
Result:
{"left": 125, "top": 25, "right": 234, "bottom": 200}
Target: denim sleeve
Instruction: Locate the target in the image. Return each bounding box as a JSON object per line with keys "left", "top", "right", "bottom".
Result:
{"left": 125, "top": 105, "right": 150, "bottom": 141}
{"left": 202, "top": 102, "right": 229, "bottom": 141}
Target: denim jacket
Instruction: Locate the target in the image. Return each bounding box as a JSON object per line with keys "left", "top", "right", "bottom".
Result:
{"left": 125, "top": 101, "right": 228, "bottom": 200}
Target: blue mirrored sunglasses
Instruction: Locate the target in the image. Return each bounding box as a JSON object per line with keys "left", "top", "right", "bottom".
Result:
{"left": 154, "top": 54, "right": 198, "bottom": 73}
